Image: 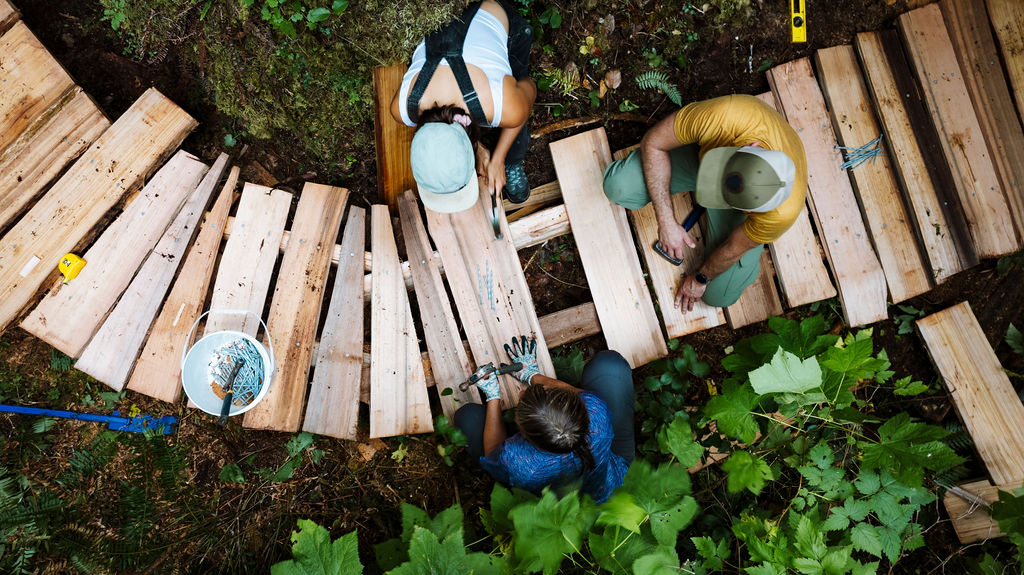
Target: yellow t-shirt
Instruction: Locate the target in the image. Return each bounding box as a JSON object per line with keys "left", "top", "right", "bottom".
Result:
{"left": 673, "top": 94, "right": 807, "bottom": 244}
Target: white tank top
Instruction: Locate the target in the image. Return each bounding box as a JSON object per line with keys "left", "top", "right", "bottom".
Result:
{"left": 398, "top": 8, "right": 512, "bottom": 128}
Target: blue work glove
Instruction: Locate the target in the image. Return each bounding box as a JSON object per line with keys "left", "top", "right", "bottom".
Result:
{"left": 475, "top": 370, "right": 501, "bottom": 402}
{"left": 504, "top": 336, "right": 541, "bottom": 385}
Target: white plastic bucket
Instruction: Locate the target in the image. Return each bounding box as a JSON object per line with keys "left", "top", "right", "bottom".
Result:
{"left": 181, "top": 310, "right": 276, "bottom": 417}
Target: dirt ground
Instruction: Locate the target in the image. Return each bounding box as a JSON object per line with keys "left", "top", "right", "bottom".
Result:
{"left": 5, "top": 0, "right": 1024, "bottom": 572}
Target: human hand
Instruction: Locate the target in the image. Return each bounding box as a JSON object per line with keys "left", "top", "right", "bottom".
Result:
{"left": 674, "top": 273, "right": 707, "bottom": 312}
{"left": 475, "top": 370, "right": 501, "bottom": 402}
{"left": 657, "top": 219, "right": 696, "bottom": 261}
{"left": 485, "top": 155, "right": 507, "bottom": 196}
{"left": 503, "top": 336, "right": 540, "bottom": 384}
{"left": 475, "top": 143, "right": 491, "bottom": 178}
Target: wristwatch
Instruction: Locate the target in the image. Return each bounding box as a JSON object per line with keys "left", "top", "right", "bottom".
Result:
{"left": 694, "top": 272, "right": 709, "bottom": 285}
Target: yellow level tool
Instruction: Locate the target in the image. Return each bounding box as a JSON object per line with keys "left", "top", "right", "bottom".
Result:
{"left": 791, "top": 0, "right": 807, "bottom": 43}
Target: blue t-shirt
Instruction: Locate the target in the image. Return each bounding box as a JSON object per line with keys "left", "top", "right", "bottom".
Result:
{"left": 479, "top": 392, "right": 628, "bottom": 503}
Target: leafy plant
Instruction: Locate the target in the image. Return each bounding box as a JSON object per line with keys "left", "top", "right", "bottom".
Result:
{"left": 538, "top": 5, "right": 562, "bottom": 29}
{"left": 892, "top": 303, "right": 925, "bottom": 335}
{"left": 102, "top": 0, "right": 128, "bottom": 30}
{"left": 1007, "top": 323, "right": 1024, "bottom": 355}
{"left": 636, "top": 70, "right": 682, "bottom": 106}
{"left": 433, "top": 414, "right": 467, "bottom": 466}
{"left": 635, "top": 343, "right": 709, "bottom": 454}
{"left": 271, "top": 519, "right": 363, "bottom": 574}
{"left": 990, "top": 483, "right": 1024, "bottom": 567}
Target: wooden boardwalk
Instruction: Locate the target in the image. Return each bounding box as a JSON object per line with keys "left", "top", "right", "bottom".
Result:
{"left": 1, "top": 0, "right": 1023, "bottom": 478}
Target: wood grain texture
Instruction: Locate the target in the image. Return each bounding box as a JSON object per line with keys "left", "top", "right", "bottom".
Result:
{"left": 550, "top": 128, "right": 667, "bottom": 367}
{"left": 899, "top": 5, "right": 1019, "bottom": 257}
{"left": 370, "top": 205, "right": 433, "bottom": 438}
{"left": 754, "top": 92, "right": 836, "bottom": 307}
{"left": 768, "top": 58, "right": 889, "bottom": 327}
{"left": 855, "top": 31, "right": 976, "bottom": 282}
{"left": 943, "top": 479, "right": 1004, "bottom": 543}
{"left": 127, "top": 167, "right": 239, "bottom": 402}
{"left": 917, "top": 301, "right": 1024, "bottom": 486}
{"left": 0, "top": 88, "right": 197, "bottom": 332}
{"left": 724, "top": 250, "right": 783, "bottom": 329}
{"left": 303, "top": 208, "right": 366, "bottom": 439}
{"left": 373, "top": 65, "right": 416, "bottom": 209}
{"left": 426, "top": 184, "right": 555, "bottom": 408}
{"left": 986, "top": 0, "right": 1024, "bottom": 123}
{"left": 538, "top": 302, "right": 600, "bottom": 349}
{"left": 20, "top": 151, "right": 208, "bottom": 356}
{"left": 0, "top": 0, "right": 17, "bottom": 34}
{"left": 75, "top": 154, "right": 229, "bottom": 390}
{"left": 815, "top": 45, "right": 932, "bottom": 303}
{"left": 204, "top": 183, "right": 292, "bottom": 336}
{"left": 0, "top": 22, "right": 75, "bottom": 153}
{"left": 0, "top": 89, "right": 109, "bottom": 231}
{"left": 398, "top": 190, "right": 479, "bottom": 420}
{"left": 504, "top": 181, "right": 562, "bottom": 212}
{"left": 244, "top": 183, "right": 348, "bottom": 432}
{"left": 942, "top": 0, "right": 1024, "bottom": 242}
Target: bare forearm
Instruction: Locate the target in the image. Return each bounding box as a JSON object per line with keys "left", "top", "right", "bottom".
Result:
{"left": 482, "top": 399, "right": 506, "bottom": 456}
{"left": 531, "top": 374, "right": 580, "bottom": 392}
{"left": 641, "top": 140, "right": 676, "bottom": 227}
{"left": 492, "top": 125, "right": 520, "bottom": 162}
{"left": 700, "top": 230, "right": 761, "bottom": 278}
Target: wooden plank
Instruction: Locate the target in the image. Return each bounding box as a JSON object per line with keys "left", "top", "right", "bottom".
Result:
{"left": 75, "top": 154, "right": 230, "bottom": 390}
{"left": 986, "top": 0, "right": 1024, "bottom": 122}
{"left": 942, "top": 0, "right": 1024, "bottom": 241}
{"left": 0, "top": 22, "right": 75, "bottom": 153}
{"left": 303, "top": 208, "right": 366, "bottom": 439}
{"left": 370, "top": 205, "right": 433, "bottom": 438}
{"left": 373, "top": 65, "right": 416, "bottom": 209}
{"left": 768, "top": 58, "right": 889, "bottom": 327}
{"left": 0, "top": 0, "right": 18, "bottom": 34}
{"left": 815, "top": 45, "right": 932, "bottom": 303}
{"left": 550, "top": 128, "right": 667, "bottom": 367}
{"left": 204, "top": 183, "right": 292, "bottom": 336}
{"left": 855, "top": 31, "right": 976, "bottom": 282}
{"left": 398, "top": 190, "right": 479, "bottom": 420}
{"left": 538, "top": 302, "right": 600, "bottom": 349}
{"left": 126, "top": 167, "right": 239, "bottom": 403}
{"left": 0, "top": 88, "right": 197, "bottom": 332}
{"left": 503, "top": 181, "right": 562, "bottom": 212}
{"left": 0, "top": 89, "right": 109, "bottom": 232}
{"left": 917, "top": 301, "right": 1024, "bottom": 486}
{"left": 944, "top": 479, "right": 1004, "bottom": 543}
{"left": 724, "top": 250, "right": 783, "bottom": 329}
{"left": 427, "top": 183, "right": 556, "bottom": 408}
{"left": 20, "top": 151, "right": 208, "bottom": 356}
{"left": 244, "top": 183, "right": 348, "bottom": 432}
{"left": 754, "top": 92, "right": 837, "bottom": 308}
{"left": 899, "top": 5, "right": 1019, "bottom": 257}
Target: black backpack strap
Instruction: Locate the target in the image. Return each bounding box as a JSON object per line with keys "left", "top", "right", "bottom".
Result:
{"left": 406, "top": 2, "right": 488, "bottom": 124}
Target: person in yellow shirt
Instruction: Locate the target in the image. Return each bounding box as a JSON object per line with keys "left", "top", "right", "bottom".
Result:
{"left": 603, "top": 94, "right": 807, "bottom": 312}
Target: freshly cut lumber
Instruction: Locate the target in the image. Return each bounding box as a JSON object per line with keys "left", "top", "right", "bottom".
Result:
{"left": 0, "top": 0, "right": 17, "bottom": 34}
{"left": 942, "top": 0, "right": 1024, "bottom": 241}
{"left": 370, "top": 205, "right": 433, "bottom": 438}
{"left": 510, "top": 204, "right": 570, "bottom": 250}
{"left": 855, "top": 31, "right": 976, "bottom": 282}
{"left": 75, "top": 154, "right": 229, "bottom": 389}
{"left": 917, "top": 301, "right": 1024, "bottom": 486}
{"left": 398, "top": 190, "right": 479, "bottom": 420}
{"left": 815, "top": 45, "right": 932, "bottom": 303}
{"left": 20, "top": 151, "right": 208, "bottom": 356}
{"left": 127, "top": 167, "right": 239, "bottom": 403}
{"left": 373, "top": 65, "right": 416, "bottom": 208}
{"left": 986, "top": 0, "right": 1024, "bottom": 122}
{"left": 943, "top": 479, "right": 1004, "bottom": 543}
{"left": 0, "top": 89, "right": 109, "bottom": 231}
{"left": 768, "top": 58, "right": 889, "bottom": 327}
{"left": 0, "top": 22, "right": 75, "bottom": 153}
{"left": 504, "top": 181, "right": 562, "bottom": 212}
{"left": 244, "top": 183, "right": 348, "bottom": 432}
{"left": 540, "top": 302, "right": 600, "bottom": 349}
{"left": 0, "top": 88, "right": 197, "bottom": 332}
{"left": 427, "top": 183, "right": 555, "bottom": 408}
{"left": 303, "top": 208, "right": 366, "bottom": 439}
{"left": 550, "top": 128, "right": 667, "bottom": 368}
{"left": 724, "top": 250, "right": 783, "bottom": 329}
{"left": 754, "top": 92, "right": 836, "bottom": 308}
{"left": 204, "top": 183, "right": 292, "bottom": 336}
{"left": 899, "top": 5, "right": 1019, "bottom": 257}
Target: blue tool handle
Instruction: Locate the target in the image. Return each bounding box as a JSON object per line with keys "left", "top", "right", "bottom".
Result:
{"left": 682, "top": 205, "right": 706, "bottom": 231}
{"left": 218, "top": 391, "right": 233, "bottom": 426}
{"left": 0, "top": 403, "right": 126, "bottom": 425}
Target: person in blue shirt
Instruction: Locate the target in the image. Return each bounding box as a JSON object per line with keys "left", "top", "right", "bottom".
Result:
{"left": 453, "top": 337, "right": 635, "bottom": 503}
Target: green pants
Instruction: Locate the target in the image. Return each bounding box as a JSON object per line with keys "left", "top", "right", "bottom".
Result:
{"left": 602, "top": 145, "right": 763, "bottom": 308}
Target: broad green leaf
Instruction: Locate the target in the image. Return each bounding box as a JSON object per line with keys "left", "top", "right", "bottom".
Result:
{"left": 850, "top": 523, "right": 882, "bottom": 558}
{"left": 854, "top": 470, "right": 880, "bottom": 495}
{"left": 657, "top": 415, "right": 704, "bottom": 467}
{"left": 286, "top": 432, "right": 315, "bottom": 457}
{"left": 722, "top": 451, "right": 772, "bottom": 495}
{"left": 703, "top": 381, "right": 760, "bottom": 444}
{"left": 481, "top": 484, "right": 535, "bottom": 537}
{"left": 596, "top": 492, "right": 647, "bottom": 534}
{"left": 750, "top": 348, "right": 822, "bottom": 395}
{"left": 400, "top": 503, "right": 432, "bottom": 543}
{"left": 509, "top": 489, "right": 595, "bottom": 574}
{"left": 820, "top": 545, "right": 854, "bottom": 573}
{"left": 270, "top": 519, "right": 362, "bottom": 575}
{"left": 273, "top": 457, "right": 301, "bottom": 482}
{"left": 306, "top": 7, "right": 330, "bottom": 22}
{"left": 218, "top": 463, "right": 245, "bottom": 483}
{"left": 990, "top": 484, "right": 1024, "bottom": 537}
{"left": 1007, "top": 323, "right": 1024, "bottom": 355}
{"left": 588, "top": 525, "right": 657, "bottom": 575}
{"left": 631, "top": 546, "right": 680, "bottom": 575}
{"left": 807, "top": 442, "right": 834, "bottom": 469}
{"left": 746, "top": 564, "right": 786, "bottom": 575}
{"left": 692, "top": 535, "right": 730, "bottom": 569}
{"left": 876, "top": 525, "right": 902, "bottom": 563}
{"left": 821, "top": 507, "right": 850, "bottom": 532}
{"left": 859, "top": 413, "right": 965, "bottom": 483}
{"left": 462, "top": 552, "right": 507, "bottom": 575}
{"left": 374, "top": 537, "right": 405, "bottom": 571}
{"left": 620, "top": 460, "right": 697, "bottom": 546}
{"left": 389, "top": 526, "right": 470, "bottom": 575}
{"left": 892, "top": 376, "right": 929, "bottom": 396}
{"left": 793, "top": 514, "right": 827, "bottom": 560}
{"left": 791, "top": 557, "right": 823, "bottom": 574}
{"left": 850, "top": 561, "right": 879, "bottom": 575}
{"left": 843, "top": 498, "right": 871, "bottom": 522}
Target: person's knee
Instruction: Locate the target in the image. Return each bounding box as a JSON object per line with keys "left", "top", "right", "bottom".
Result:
{"left": 602, "top": 153, "right": 650, "bottom": 210}
{"left": 583, "top": 350, "right": 634, "bottom": 395}
{"left": 702, "top": 289, "right": 742, "bottom": 308}
{"left": 454, "top": 403, "right": 485, "bottom": 430}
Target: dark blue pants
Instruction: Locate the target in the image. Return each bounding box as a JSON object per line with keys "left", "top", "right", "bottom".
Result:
{"left": 498, "top": 0, "right": 532, "bottom": 166}
{"left": 454, "top": 350, "right": 635, "bottom": 462}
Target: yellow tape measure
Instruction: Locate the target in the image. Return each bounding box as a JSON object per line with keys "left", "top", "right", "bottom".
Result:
{"left": 791, "top": 0, "right": 807, "bottom": 43}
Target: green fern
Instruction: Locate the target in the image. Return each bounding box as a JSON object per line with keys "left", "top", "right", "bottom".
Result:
{"left": 636, "top": 70, "right": 682, "bottom": 106}
{"left": 50, "top": 348, "right": 73, "bottom": 372}
{"left": 942, "top": 420, "right": 975, "bottom": 452}
{"left": 58, "top": 431, "right": 120, "bottom": 487}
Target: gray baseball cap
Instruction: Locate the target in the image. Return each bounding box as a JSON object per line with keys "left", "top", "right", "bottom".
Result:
{"left": 696, "top": 146, "right": 796, "bottom": 212}
{"left": 410, "top": 122, "right": 479, "bottom": 213}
